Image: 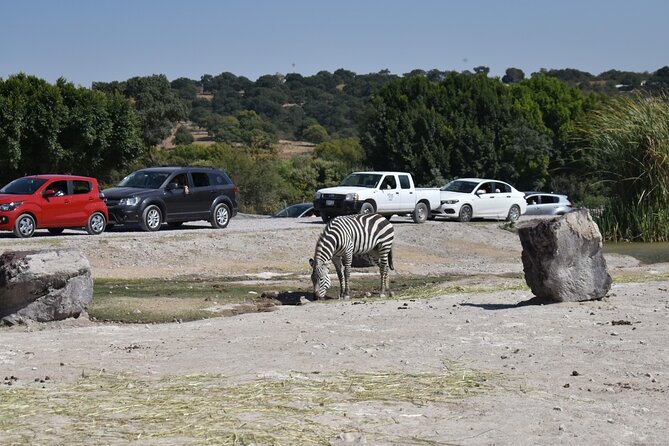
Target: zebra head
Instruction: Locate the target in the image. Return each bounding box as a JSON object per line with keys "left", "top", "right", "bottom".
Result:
{"left": 309, "top": 258, "right": 331, "bottom": 298}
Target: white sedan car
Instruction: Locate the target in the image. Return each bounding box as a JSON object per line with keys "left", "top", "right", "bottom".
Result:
{"left": 434, "top": 178, "right": 527, "bottom": 222}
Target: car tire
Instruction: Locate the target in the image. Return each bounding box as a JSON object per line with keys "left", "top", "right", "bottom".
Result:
{"left": 140, "top": 205, "right": 162, "bottom": 232}
{"left": 211, "top": 203, "right": 230, "bottom": 229}
{"left": 48, "top": 228, "right": 65, "bottom": 235}
{"left": 457, "top": 205, "right": 473, "bottom": 222}
{"left": 359, "top": 202, "right": 375, "bottom": 215}
{"left": 506, "top": 205, "right": 521, "bottom": 222}
{"left": 13, "top": 214, "right": 36, "bottom": 238}
{"left": 412, "top": 202, "right": 429, "bottom": 224}
{"left": 86, "top": 211, "right": 106, "bottom": 235}
{"left": 321, "top": 213, "right": 332, "bottom": 224}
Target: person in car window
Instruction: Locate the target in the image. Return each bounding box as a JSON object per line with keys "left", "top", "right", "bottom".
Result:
{"left": 172, "top": 175, "right": 190, "bottom": 194}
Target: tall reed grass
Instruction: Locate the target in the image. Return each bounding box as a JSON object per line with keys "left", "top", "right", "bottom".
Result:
{"left": 582, "top": 93, "right": 669, "bottom": 241}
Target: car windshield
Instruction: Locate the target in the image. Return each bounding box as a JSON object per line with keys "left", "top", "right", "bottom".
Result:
{"left": 440, "top": 180, "right": 479, "bottom": 193}
{"left": 117, "top": 171, "right": 171, "bottom": 189}
{"left": 274, "top": 203, "right": 312, "bottom": 217}
{"left": 0, "top": 177, "right": 47, "bottom": 194}
{"left": 339, "top": 173, "right": 382, "bottom": 188}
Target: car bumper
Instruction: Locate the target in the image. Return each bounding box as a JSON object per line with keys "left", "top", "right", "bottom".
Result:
{"left": 0, "top": 212, "right": 18, "bottom": 230}
{"left": 313, "top": 199, "right": 364, "bottom": 216}
{"left": 106, "top": 206, "right": 140, "bottom": 224}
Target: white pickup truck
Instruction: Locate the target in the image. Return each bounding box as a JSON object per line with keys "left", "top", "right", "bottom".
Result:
{"left": 313, "top": 171, "right": 441, "bottom": 223}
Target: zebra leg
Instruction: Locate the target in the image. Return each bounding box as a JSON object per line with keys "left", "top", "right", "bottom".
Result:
{"left": 379, "top": 253, "right": 390, "bottom": 298}
{"left": 332, "top": 256, "right": 346, "bottom": 299}
{"left": 342, "top": 252, "right": 353, "bottom": 299}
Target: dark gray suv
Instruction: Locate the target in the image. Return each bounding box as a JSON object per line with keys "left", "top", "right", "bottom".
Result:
{"left": 103, "top": 166, "right": 238, "bottom": 231}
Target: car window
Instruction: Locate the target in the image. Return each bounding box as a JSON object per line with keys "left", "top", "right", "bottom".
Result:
{"left": 208, "top": 172, "right": 230, "bottom": 185}
{"left": 0, "top": 177, "right": 47, "bottom": 194}
{"left": 192, "top": 172, "right": 210, "bottom": 188}
{"left": 48, "top": 180, "right": 69, "bottom": 196}
{"left": 170, "top": 174, "right": 188, "bottom": 188}
{"left": 73, "top": 180, "right": 91, "bottom": 194}
{"left": 494, "top": 183, "right": 511, "bottom": 193}
{"left": 380, "top": 175, "right": 397, "bottom": 190}
{"left": 441, "top": 180, "right": 478, "bottom": 193}
{"left": 398, "top": 175, "right": 411, "bottom": 189}
{"left": 118, "top": 171, "right": 170, "bottom": 189}
{"left": 526, "top": 195, "right": 539, "bottom": 205}
{"left": 541, "top": 195, "right": 558, "bottom": 204}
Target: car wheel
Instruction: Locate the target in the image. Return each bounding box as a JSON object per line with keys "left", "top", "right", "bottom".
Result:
{"left": 412, "top": 202, "right": 428, "bottom": 224}
{"left": 457, "top": 205, "right": 473, "bottom": 222}
{"left": 211, "top": 203, "right": 230, "bottom": 229}
{"left": 321, "top": 213, "right": 332, "bottom": 223}
{"left": 359, "top": 202, "right": 375, "bottom": 215}
{"left": 140, "top": 205, "right": 162, "bottom": 231}
{"left": 167, "top": 221, "right": 184, "bottom": 229}
{"left": 48, "top": 228, "right": 64, "bottom": 235}
{"left": 86, "top": 211, "right": 106, "bottom": 235}
{"left": 506, "top": 205, "right": 521, "bottom": 222}
{"left": 13, "top": 214, "right": 36, "bottom": 238}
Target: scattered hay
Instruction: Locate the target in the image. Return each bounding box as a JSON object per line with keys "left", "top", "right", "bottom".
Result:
{"left": 0, "top": 365, "right": 500, "bottom": 445}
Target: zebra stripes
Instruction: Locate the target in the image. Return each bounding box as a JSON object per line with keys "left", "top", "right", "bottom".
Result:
{"left": 309, "top": 213, "right": 394, "bottom": 299}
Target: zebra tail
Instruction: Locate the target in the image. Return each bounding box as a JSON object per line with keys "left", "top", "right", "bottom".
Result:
{"left": 388, "top": 249, "right": 394, "bottom": 271}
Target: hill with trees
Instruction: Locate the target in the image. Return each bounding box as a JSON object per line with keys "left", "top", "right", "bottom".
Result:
{"left": 2, "top": 65, "right": 668, "bottom": 240}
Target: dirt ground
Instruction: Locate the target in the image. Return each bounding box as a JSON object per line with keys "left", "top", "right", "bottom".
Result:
{"left": 1, "top": 215, "right": 668, "bottom": 445}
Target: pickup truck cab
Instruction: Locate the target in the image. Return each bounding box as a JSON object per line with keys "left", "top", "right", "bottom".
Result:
{"left": 313, "top": 171, "right": 440, "bottom": 223}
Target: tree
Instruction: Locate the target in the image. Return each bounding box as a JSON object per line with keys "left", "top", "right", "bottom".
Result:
{"left": 302, "top": 123, "right": 329, "bottom": 143}
{"left": 94, "top": 75, "right": 187, "bottom": 158}
{"left": 0, "top": 74, "right": 142, "bottom": 184}
{"left": 502, "top": 67, "right": 525, "bottom": 84}
{"left": 359, "top": 75, "right": 453, "bottom": 185}
{"left": 173, "top": 126, "right": 194, "bottom": 145}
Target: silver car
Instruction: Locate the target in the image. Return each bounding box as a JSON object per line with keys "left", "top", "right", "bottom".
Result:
{"left": 524, "top": 192, "right": 573, "bottom": 216}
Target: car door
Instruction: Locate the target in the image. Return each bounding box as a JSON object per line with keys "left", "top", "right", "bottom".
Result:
{"left": 189, "top": 171, "right": 215, "bottom": 217}
{"left": 67, "top": 180, "right": 96, "bottom": 226}
{"left": 397, "top": 174, "right": 415, "bottom": 212}
{"left": 39, "top": 180, "right": 73, "bottom": 227}
{"left": 474, "top": 182, "right": 498, "bottom": 217}
{"left": 490, "top": 182, "right": 513, "bottom": 218}
{"left": 163, "top": 173, "right": 193, "bottom": 220}
{"left": 375, "top": 174, "right": 399, "bottom": 212}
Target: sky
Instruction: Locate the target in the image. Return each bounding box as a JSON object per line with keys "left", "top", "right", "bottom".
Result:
{"left": 1, "top": 0, "right": 668, "bottom": 87}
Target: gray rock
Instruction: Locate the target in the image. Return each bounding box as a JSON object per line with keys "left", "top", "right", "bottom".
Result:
{"left": 518, "top": 209, "right": 612, "bottom": 302}
{"left": 0, "top": 249, "right": 93, "bottom": 325}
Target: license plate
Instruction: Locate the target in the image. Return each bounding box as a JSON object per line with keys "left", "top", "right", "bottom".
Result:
{"left": 326, "top": 200, "right": 335, "bottom": 206}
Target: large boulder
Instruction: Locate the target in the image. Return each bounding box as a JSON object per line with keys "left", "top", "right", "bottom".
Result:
{"left": 0, "top": 249, "right": 93, "bottom": 325}
{"left": 518, "top": 209, "right": 612, "bottom": 302}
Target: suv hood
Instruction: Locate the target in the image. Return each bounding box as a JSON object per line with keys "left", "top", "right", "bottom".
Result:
{"left": 102, "top": 187, "right": 162, "bottom": 199}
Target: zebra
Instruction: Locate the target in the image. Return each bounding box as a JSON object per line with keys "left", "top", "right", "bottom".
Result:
{"left": 309, "top": 213, "right": 394, "bottom": 299}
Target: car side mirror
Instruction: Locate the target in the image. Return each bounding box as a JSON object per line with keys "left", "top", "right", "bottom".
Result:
{"left": 165, "top": 183, "right": 177, "bottom": 191}
{"left": 43, "top": 189, "right": 57, "bottom": 197}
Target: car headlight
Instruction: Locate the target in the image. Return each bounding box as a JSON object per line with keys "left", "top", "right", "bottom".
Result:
{"left": 0, "top": 201, "right": 23, "bottom": 211}
{"left": 314, "top": 192, "right": 322, "bottom": 200}
{"left": 441, "top": 199, "right": 459, "bottom": 205}
{"left": 119, "top": 197, "right": 139, "bottom": 206}
{"left": 345, "top": 193, "right": 358, "bottom": 201}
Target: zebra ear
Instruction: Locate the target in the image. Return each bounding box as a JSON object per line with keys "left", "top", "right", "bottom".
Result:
{"left": 309, "top": 258, "right": 315, "bottom": 268}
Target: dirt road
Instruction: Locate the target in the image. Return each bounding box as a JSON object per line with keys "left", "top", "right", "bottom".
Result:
{"left": 1, "top": 215, "right": 667, "bottom": 445}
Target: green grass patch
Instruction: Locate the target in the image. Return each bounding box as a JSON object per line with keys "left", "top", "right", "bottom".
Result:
{"left": 90, "top": 273, "right": 531, "bottom": 323}
{"left": 91, "top": 278, "right": 291, "bottom": 323}
{"left": 0, "top": 364, "right": 500, "bottom": 445}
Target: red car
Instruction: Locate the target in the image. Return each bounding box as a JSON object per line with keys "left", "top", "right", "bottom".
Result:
{"left": 0, "top": 174, "right": 108, "bottom": 238}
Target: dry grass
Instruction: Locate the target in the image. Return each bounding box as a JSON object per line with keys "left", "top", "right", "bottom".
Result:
{"left": 0, "top": 363, "right": 500, "bottom": 445}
